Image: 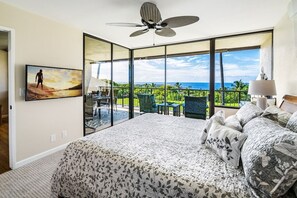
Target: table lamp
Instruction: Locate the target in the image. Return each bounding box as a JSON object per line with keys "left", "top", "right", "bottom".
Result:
{"left": 248, "top": 80, "right": 276, "bottom": 110}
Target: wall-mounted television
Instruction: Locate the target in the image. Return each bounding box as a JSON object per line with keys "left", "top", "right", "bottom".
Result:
{"left": 25, "top": 65, "right": 83, "bottom": 101}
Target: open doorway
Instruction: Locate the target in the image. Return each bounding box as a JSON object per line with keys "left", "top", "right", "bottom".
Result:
{"left": 0, "top": 31, "right": 9, "bottom": 174}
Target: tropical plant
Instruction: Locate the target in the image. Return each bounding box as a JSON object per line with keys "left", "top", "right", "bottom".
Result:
{"left": 231, "top": 80, "right": 248, "bottom": 91}
{"left": 175, "top": 82, "right": 182, "bottom": 89}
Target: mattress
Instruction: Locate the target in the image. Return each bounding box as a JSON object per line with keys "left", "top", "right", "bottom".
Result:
{"left": 51, "top": 113, "right": 250, "bottom": 197}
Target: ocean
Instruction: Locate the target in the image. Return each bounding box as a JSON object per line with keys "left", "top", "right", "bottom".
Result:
{"left": 134, "top": 82, "right": 234, "bottom": 90}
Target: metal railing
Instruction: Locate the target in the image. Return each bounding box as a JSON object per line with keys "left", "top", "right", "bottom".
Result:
{"left": 114, "top": 86, "right": 250, "bottom": 108}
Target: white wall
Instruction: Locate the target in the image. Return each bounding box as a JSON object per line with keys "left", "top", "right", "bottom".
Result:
{"left": 0, "top": 2, "right": 83, "bottom": 162}
{"left": 259, "top": 35, "right": 273, "bottom": 79}
{"left": 274, "top": 8, "right": 297, "bottom": 105}
{"left": 0, "top": 50, "right": 8, "bottom": 115}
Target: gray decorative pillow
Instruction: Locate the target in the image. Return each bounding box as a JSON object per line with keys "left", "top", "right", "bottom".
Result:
{"left": 200, "top": 110, "right": 225, "bottom": 144}
{"left": 205, "top": 120, "right": 247, "bottom": 168}
{"left": 225, "top": 115, "right": 242, "bottom": 131}
{"left": 286, "top": 111, "right": 297, "bottom": 133}
{"left": 242, "top": 117, "right": 297, "bottom": 197}
{"left": 262, "top": 105, "right": 292, "bottom": 127}
{"left": 236, "top": 102, "right": 263, "bottom": 126}
{"left": 262, "top": 105, "right": 280, "bottom": 122}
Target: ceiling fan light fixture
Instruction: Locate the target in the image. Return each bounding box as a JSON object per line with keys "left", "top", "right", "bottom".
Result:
{"left": 107, "top": 2, "right": 199, "bottom": 38}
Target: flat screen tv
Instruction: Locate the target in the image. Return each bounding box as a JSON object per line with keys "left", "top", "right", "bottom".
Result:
{"left": 25, "top": 65, "right": 83, "bottom": 101}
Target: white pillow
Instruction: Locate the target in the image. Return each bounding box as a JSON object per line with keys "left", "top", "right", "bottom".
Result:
{"left": 236, "top": 102, "right": 263, "bottom": 126}
{"left": 225, "top": 115, "right": 242, "bottom": 131}
{"left": 205, "top": 120, "right": 247, "bottom": 168}
{"left": 200, "top": 110, "right": 225, "bottom": 144}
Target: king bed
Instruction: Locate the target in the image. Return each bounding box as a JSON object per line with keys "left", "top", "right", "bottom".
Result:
{"left": 51, "top": 95, "right": 297, "bottom": 198}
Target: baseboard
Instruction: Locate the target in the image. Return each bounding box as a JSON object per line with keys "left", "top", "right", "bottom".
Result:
{"left": 14, "top": 142, "right": 69, "bottom": 169}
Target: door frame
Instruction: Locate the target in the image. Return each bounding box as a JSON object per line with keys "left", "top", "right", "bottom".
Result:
{"left": 0, "top": 26, "right": 16, "bottom": 169}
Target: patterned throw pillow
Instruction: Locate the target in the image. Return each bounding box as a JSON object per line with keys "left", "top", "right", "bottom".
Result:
{"left": 225, "top": 115, "right": 242, "bottom": 131}
{"left": 236, "top": 102, "right": 263, "bottom": 126}
{"left": 278, "top": 111, "right": 292, "bottom": 127}
{"left": 286, "top": 111, "right": 297, "bottom": 133}
{"left": 205, "top": 120, "right": 247, "bottom": 168}
{"left": 200, "top": 110, "right": 225, "bottom": 144}
{"left": 262, "top": 105, "right": 292, "bottom": 127}
{"left": 241, "top": 117, "right": 297, "bottom": 197}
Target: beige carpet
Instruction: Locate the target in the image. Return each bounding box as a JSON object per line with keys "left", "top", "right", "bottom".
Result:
{"left": 0, "top": 150, "right": 64, "bottom": 198}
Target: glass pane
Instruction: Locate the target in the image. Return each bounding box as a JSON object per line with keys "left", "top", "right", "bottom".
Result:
{"left": 167, "top": 41, "right": 210, "bottom": 118}
{"left": 134, "top": 47, "right": 165, "bottom": 116}
{"left": 215, "top": 32, "right": 272, "bottom": 108}
{"left": 84, "top": 36, "right": 111, "bottom": 134}
{"left": 113, "top": 45, "right": 130, "bottom": 125}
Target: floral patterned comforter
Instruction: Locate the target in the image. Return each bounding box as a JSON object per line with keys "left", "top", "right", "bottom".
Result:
{"left": 51, "top": 114, "right": 250, "bottom": 197}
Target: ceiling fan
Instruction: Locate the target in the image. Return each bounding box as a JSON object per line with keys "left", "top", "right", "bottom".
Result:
{"left": 106, "top": 2, "right": 199, "bottom": 37}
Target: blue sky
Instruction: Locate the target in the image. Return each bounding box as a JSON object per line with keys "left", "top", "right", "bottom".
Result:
{"left": 98, "top": 49, "right": 260, "bottom": 84}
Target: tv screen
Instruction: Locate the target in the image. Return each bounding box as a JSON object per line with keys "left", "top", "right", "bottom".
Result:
{"left": 25, "top": 65, "right": 83, "bottom": 101}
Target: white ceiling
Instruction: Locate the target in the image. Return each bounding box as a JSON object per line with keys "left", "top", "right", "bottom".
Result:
{"left": 0, "top": 0, "right": 290, "bottom": 49}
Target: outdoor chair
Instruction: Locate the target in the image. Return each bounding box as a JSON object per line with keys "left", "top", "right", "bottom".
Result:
{"left": 184, "top": 96, "right": 207, "bottom": 119}
{"left": 85, "top": 94, "right": 98, "bottom": 118}
{"left": 84, "top": 94, "right": 98, "bottom": 131}
{"left": 137, "top": 94, "right": 157, "bottom": 113}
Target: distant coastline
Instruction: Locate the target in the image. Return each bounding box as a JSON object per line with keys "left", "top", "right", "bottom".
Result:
{"left": 133, "top": 82, "right": 235, "bottom": 90}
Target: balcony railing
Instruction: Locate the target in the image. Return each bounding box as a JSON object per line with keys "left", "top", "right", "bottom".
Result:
{"left": 114, "top": 86, "right": 250, "bottom": 109}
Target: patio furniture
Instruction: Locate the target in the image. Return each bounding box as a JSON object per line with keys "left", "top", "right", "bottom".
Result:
{"left": 184, "top": 96, "right": 207, "bottom": 119}
{"left": 85, "top": 94, "right": 98, "bottom": 118}
{"left": 84, "top": 94, "right": 98, "bottom": 131}
{"left": 157, "top": 103, "right": 181, "bottom": 116}
{"left": 99, "top": 89, "right": 118, "bottom": 111}
{"left": 137, "top": 94, "right": 157, "bottom": 113}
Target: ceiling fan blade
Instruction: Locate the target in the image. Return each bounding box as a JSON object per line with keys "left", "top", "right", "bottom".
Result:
{"left": 106, "top": 23, "right": 144, "bottom": 27}
{"left": 130, "top": 29, "right": 149, "bottom": 37}
{"left": 161, "top": 16, "right": 199, "bottom": 28}
{"left": 140, "top": 2, "right": 161, "bottom": 24}
{"left": 155, "top": 28, "right": 176, "bottom": 37}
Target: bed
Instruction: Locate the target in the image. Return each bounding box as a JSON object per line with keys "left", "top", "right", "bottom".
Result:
{"left": 51, "top": 95, "right": 297, "bottom": 198}
{"left": 51, "top": 114, "right": 250, "bottom": 197}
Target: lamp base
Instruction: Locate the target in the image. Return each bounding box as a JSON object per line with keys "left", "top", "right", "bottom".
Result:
{"left": 256, "top": 97, "right": 267, "bottom": 110}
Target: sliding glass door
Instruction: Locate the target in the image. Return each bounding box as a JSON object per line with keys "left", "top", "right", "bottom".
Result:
{"left": 113, "top": 45, "right": 130, "bottom": 125}
{"left": 84, "top": 35, "right": 130, "bottom": 135}
{"left": 166, "top": 41, "right": 210, "bottom": 117}
{"left": 84, "top": 36, "right": 112, "bottom": 134}
{"left": 133, "top": 47, "right": 165, "bottom": 116}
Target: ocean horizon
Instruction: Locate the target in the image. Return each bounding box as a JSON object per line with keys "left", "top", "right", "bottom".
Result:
{"left": 133, "top": 82, "right": 237, "bottom": 90}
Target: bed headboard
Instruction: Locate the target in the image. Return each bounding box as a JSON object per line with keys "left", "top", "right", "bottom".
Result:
{"left": 279, "top": 95, "right": 297, "bottom": 114}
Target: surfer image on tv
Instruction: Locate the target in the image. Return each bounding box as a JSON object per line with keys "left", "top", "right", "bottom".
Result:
{"left": 35, "top": 69, "right": 43, "bottom": 89}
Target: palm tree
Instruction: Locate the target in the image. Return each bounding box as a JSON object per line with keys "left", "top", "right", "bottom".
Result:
{"left": 175, "top": 82, "right": 182, "bottom": 89}
{"left": 231, "top": 80, "right": 248, "bottom": 91}
{"left": 231, "top": 80, "right": 249, "bottom": 105}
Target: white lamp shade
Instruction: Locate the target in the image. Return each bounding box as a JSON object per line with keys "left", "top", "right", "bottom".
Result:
{"left": 248, "top": 80, "right": 276, "bottom": 96}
